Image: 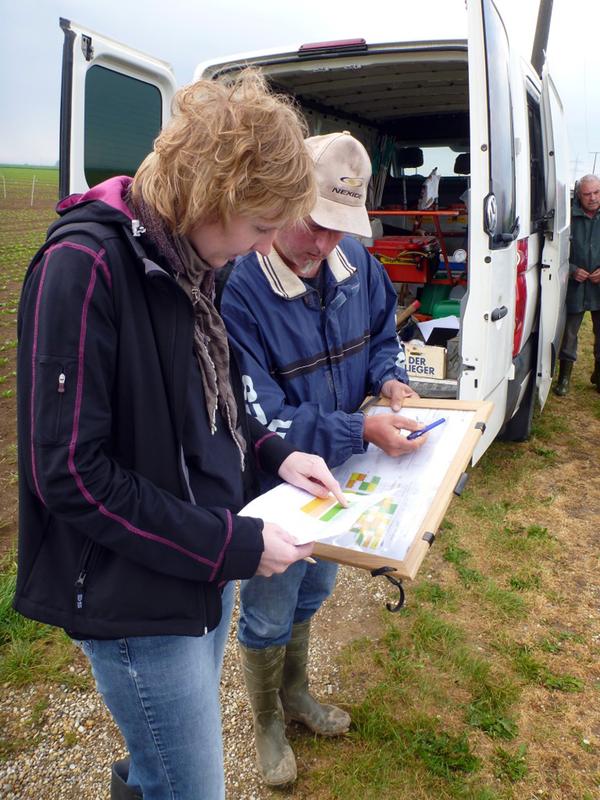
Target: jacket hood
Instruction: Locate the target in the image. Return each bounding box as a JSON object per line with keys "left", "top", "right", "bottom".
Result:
{"left": 49, "top": 176, "right": 135, "bottom": 236}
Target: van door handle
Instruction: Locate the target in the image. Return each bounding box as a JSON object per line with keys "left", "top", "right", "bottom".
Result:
{"left": 491, "top": 306, "right": 508, "bottom": 321}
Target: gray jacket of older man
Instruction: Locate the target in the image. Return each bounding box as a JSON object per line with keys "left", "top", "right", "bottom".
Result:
{"left": 566, "top": 202, "right": 600, "bottom": 313}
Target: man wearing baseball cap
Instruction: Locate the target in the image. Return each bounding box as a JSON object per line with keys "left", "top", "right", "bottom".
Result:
{"left": 221, "top": 131, "right": 422, "bottom": 786}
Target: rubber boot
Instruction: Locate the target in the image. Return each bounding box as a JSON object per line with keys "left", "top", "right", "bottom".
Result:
{"left": 553, "top": 360, "right": 573, "bottom": 396}
{"left": 280, "top": 620, "right": 350, "bottom": 736}
{"left": 591, "top": 359, "right": 600, "bottom": 389}
{"left": 111, "top": 758, "right": 143, "bottom": 800}
{"left": 238, "top": 643, "right": 297, "bottom": 786}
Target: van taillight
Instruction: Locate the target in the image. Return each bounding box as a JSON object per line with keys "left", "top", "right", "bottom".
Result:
{"left": 513, "top": 238, "right": 528, "bottom": 357}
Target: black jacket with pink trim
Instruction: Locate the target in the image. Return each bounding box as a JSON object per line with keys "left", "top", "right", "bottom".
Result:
{"left": 14, "top": 177, "right": 294, "bottom": 638}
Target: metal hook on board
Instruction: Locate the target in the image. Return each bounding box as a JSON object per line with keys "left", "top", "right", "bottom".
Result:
{"left": 370, "top": 566, "right": 405, "bottom": 612}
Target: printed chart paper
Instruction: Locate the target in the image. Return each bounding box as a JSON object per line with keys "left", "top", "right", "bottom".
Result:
{"left": 322, "top": 405, "right": 473, "bottom": 559}
{"left": 240, "top": 404, "right": 477, "bottom": 562}
{"left": 239, "top": 483, "right": 387, "bottom": 545}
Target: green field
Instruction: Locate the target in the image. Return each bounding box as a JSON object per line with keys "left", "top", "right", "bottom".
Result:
{"left": 0, "top": 165, "right": 59, "bottom": 553}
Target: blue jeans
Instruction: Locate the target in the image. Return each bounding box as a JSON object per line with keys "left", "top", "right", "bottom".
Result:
{"left": 238, "top": 559, "right": 338, "bottom": 649}
{"left": 75, "top": 581, "right": 234, "bottom": 800}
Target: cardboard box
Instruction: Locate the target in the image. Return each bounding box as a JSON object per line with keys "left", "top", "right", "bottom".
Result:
{"left": 406, "top": 344, "right": 446, "bottom": 379}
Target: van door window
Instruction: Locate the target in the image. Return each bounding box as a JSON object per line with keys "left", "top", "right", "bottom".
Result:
{"left": 527, "top": 92, "right": 546, "bottom": 228}
{"left": 84, "top": 65, "right": 162, "bottom": 187}
{"left": 483, "top": 2, "right": 516, "bottom": 247}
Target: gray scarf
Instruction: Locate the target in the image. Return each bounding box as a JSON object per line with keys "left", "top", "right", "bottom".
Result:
{"left": 130, "top": 193, "right": 246, "bottom": 467}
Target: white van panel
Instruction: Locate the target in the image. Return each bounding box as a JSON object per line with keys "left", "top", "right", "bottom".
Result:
{"left": 460, "top": 0, "right": 518, "bottom": 446}
{"left": 537, "top": 69, "right": 570, "bottom": 405}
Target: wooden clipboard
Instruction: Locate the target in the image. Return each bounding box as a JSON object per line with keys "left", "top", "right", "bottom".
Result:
{"left": 313, "top": 397, "right": 493, "bottom": 580}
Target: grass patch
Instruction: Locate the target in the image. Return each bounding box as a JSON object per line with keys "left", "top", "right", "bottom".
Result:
{"left": 493, "top": 744, "right": 528, "bottom": 781}
{"left": 443, "top": 543, "right": 526, "bottom": 617}
{"left": 508, "top": 571, "right": 541, "bottom": 591}
{"left": 28, "top": 696, "right": 49, "bottom": 728}
{"left": 411, "top": 609, "right": 465, "bottom": 656}
{"left": 413, "top": 581, "right": 457, "bottom": 609}
{"left": 529, "top": 444, "right": 558, "bottom": 462}
{"left": 469, "top": 499, "right": 514, "bottom": 522}
{"left": 480, "top": 582, "right": 526, "bottom": 620}
{"left": 443, "top": 544, "right": 485, "bottom": 588}
{"left": 467, "top": 695, "right": 518, "bottom": 740}
{"left": 511, "top": 645, "right": 584, "bottom": 692}
{"left": 492, "top": 522, "right": 556, "bottom": 555}
{"left": 0, "top": 552, "right": 86, "bottom": 688}
{"left": 408, "top": 719, "right": 480, "bottom": 777}
{"left": 351, "top": 704, "right": 481, "bottom": 777}
{"left": 382, "top": 610, "right": 522, "bottom": 744}
{"left": 63, "top": 730, "right": 79, "bottom": 747}
{"left": 456, "top": 565, "right": 484, "bottom": 588}
{"left": 443, "top": 543, "right": 472, "bottom": 566}
{"left": 530, "top": 409, "right": 569, "bottom": 440}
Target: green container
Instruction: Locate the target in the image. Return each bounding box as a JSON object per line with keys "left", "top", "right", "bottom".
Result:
{"left": 418, "top": 284, "right": 451, "bottom": 316}
{"left": 432, "top": 299, "right": 461, "bottom": 318}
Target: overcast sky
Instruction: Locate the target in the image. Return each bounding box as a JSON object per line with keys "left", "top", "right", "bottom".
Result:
{"left": 1, "top": 0, "right": 598, "bottom": 182}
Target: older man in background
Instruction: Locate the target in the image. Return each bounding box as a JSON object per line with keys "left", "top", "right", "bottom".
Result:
{"left": 554, "top": 174, "right": 600, "bottom": 396}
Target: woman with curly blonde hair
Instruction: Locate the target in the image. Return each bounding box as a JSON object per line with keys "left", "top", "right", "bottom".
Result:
{"left": 15, "top": 69, "right": 344, "bottom": 799}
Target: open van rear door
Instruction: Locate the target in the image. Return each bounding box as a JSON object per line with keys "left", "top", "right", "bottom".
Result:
{"left": 537, "top": 68, "right": 570, "bottom": 405}
{"left": 462, "top": 0, "right": 519, "bottom": 456}
{"left": 59, "top": 18, "right": 176, "bottom": 198}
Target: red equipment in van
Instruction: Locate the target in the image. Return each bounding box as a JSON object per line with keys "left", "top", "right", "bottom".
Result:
{"left": 367, "top": 235, "right": 440, "bottom": 283}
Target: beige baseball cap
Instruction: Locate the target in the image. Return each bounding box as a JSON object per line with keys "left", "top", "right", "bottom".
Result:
{"left": 305, "top": 131, "right": 372, "bottom": 237}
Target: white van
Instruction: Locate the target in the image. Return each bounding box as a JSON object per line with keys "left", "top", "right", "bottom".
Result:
{"left": 58, "top": 0, "right": 570, "bottom": 461}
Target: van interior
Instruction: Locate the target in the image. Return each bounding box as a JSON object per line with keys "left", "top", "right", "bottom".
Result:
{"left": 266, "top": 43, "right": 473, "bottom": 396}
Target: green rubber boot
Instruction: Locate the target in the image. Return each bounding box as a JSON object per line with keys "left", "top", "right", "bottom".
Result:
{"left": 238, "top": 643, "right": 297, "bottom": 786}
{"left": 553, "top": 360, "right": 573, "bottom": 397}
{"left": 281, "top": 620, "right": 350, "bottom": 736}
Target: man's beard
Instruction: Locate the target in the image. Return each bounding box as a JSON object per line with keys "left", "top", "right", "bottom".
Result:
{"left": 298, "top": 258, "right": 322, "bottom": 276}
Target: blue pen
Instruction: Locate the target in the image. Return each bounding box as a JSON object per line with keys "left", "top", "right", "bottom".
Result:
{"left": 406, "top": 417, "right": 446, "bottom": 440}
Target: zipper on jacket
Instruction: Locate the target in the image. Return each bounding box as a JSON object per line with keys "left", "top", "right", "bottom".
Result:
{"left": 199, "top": 582, "right": 208, "bottom": 636}
{"left": 75, "top": 571, "right": 86, "bottom": 610}
{"left": 74, "top": 540, "right": 98, "bottom": 612}
{"left": 55, "top": 370, "right": 66, "bottom": 440}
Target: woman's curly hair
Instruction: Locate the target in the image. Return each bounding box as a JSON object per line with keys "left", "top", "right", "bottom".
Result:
{"left": 132, "top": 69, "right": 315, "bottom": 234}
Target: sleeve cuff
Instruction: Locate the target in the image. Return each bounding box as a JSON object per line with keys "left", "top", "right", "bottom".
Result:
{"left": 254, "top": 430, "right": 296, "bottom": 475}
{"left": 350, "top": 411, "right": 368, "bottom": 455}
{"left": 373, "top": 369, "right": 410, "bottom": 394}
{"left": 218, "top": 515, "right": 264, "bottom": 581}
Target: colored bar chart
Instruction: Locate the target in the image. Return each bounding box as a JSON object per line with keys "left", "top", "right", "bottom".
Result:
{"left": 301, "top": 496, "right": 346, "bottom": 522}
{"left": 344, "top": 472, "right": 382, "bottom": 494}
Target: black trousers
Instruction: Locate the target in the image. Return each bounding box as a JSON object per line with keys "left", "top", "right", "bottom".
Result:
{"left": 558, "top": 309, "right": 600, "bottom": 362}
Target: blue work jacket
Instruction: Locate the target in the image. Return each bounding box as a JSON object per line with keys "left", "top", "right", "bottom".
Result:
{"left": 221, "top": 236, "right": 407, "bottom": 471}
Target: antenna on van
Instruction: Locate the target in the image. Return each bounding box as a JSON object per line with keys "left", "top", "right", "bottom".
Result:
{"left": 531, "top": 0, "right": 553, "bottom": 78}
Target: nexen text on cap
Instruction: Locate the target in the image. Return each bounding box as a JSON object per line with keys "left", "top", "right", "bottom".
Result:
{"left": 304, "top": 131, "right": 372, "bottom": 237}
